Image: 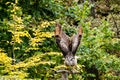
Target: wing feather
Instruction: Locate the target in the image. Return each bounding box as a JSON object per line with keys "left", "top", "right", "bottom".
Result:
{"left": 55, "top": 22, "right": 70, "bottom": 57}
{"left": 71, "top": 27, "right": 82, "bottom": 55}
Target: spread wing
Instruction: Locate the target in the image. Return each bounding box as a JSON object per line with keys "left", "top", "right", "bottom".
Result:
{"left": 55, "top": 23, "right": 70, "bottom": 57}
{"left": 71, "top": 27, "right": 82, "bottom": 55}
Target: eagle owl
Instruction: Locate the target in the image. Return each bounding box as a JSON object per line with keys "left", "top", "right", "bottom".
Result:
{"left": 54, "top": 22, "right": 82, "bottom": 66}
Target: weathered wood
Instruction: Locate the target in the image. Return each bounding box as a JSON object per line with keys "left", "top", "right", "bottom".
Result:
{"left": 56, "top": 70, "right": 80, "bottom": 74}
{"left": 56, "top": 69, "right": 80, "bottom": 80}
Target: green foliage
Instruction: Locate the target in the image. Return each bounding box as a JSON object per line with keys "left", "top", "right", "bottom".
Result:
{"left": 0, "top": 0, "right": 120, "bottom": 80}
{"left": 77, "top": 19, "right": 120, "bottom": 79}
{"left": 18, "top": 0, "right": 64, "bottom": 20}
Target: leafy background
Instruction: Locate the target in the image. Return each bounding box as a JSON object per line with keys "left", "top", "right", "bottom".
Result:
{"left": 0, "top": 0, "right": 120, "bottom": 79}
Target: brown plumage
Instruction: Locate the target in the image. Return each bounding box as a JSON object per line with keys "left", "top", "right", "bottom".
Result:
{"left": 54, "top": 22, "right": 82, "bottom": 66}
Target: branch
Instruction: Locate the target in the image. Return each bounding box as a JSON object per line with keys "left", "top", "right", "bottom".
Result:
{"left": 56, "top": 70, "right": 80, "bottom": 74}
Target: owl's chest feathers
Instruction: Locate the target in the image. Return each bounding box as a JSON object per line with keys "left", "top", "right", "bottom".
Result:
{"left": 64, "top": 53, "right": 77, "bottom": 66}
